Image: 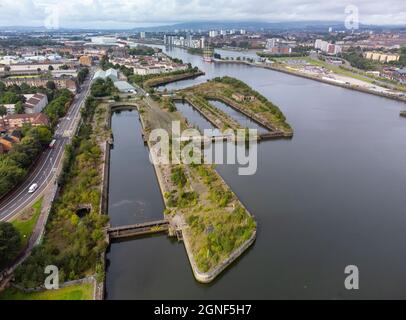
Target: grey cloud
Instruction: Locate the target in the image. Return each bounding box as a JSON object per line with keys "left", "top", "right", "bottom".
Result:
{"left": 0, "top": 0, "right": 405, "bottom": 28}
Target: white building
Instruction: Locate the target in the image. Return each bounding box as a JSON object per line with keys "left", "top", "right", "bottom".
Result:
{"left": 200, "top": 37, "right": 206, "bottom": 49}
{"left": 23, "top": 93, "right": 48, "bottom": 114}
{"left": 93, "top": 68, "right": 118, "bottom": 81}
{"left": 209, "top": 30, "right": 218, "bottom": 38}
{"left": 315, "top": 39, "right": 342, "bottom": 55}
{"left": 90, "top": 36, "right": 117, "bottom": 45}
{"left": 3, "top": 104, "right": 16, "bottom": 115}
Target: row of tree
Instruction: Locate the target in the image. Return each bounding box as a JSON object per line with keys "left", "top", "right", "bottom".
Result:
{"left": 43, "top": 89, "right": 74, "bottom": 127}
{"left": 90, "top": 78, "right": 117, "bottom": 97}
{"left": 0, "top": 125, "right": 53, "bottom": 198}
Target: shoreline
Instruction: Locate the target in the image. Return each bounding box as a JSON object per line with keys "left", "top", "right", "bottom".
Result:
{"left": 214, "top": 59, "right": 406, "bottom": 104}
{"left": 147, "top": 71, "right": 205, "bottom": 88}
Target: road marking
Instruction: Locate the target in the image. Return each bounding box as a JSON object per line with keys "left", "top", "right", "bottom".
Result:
{"left": 1, "top": 135, "right": 66, "bottom": 221}
{"left": 0, "top": 147, "right": 54, "bottom": 212}
{"left": 0, "top": 75, "right": 94, "bottom": 221}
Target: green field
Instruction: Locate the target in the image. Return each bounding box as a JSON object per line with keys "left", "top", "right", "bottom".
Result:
{"left": 0, "top": 283, "right": 93, "bottom": 300}
{"left": 12, "top": 198, "right": 43, "bottom": 249}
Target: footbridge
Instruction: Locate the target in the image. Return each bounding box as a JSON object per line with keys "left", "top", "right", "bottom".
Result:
{"left": 108, "top": 219, "right": 169, "bottom": 240}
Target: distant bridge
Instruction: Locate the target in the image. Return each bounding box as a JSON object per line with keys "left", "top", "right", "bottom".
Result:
{"left": 108, "top": 220, "right": 169, "bottom": 240}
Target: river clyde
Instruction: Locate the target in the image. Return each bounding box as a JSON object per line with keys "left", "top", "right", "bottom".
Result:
{"left": 106, "top": 46, "right": 406, "bottom": 299}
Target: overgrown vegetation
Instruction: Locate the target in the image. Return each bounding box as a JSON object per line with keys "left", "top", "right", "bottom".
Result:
{"left": 0, "top": 222, "right": 21, "bottom": 268}
{"left": 129, "top": 66, "right": 200, "bottom": 89}
{"left": 187, "top": 204, "right": 256, "bottom": 273}
{"left": 181, "top": 76, "right": 292, "bottom": 133}
{"left": 13, "top": 96, "right": 108, "bottom": 288}
{"left": 128, "top": 45, "right": 156, "bottom": 56}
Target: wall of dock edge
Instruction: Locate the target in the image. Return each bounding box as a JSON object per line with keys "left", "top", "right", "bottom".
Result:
{"left": 219, "top": 59, "right": 406, "bottom": 104}
{"left": 99, "top": 107, "right": 113, "bottom": 301}
{"left": 183, "top": 229, "right": 257, "bottom": 284}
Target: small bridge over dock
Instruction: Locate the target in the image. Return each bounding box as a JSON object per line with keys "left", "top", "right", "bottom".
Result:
{"left": 108, "top": 220, "right": 170, "bottom": 240}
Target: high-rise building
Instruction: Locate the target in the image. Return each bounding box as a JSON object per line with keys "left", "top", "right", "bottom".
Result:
{"left": 315, "top": 39, "right": 342, "bottom": 55}
{"left": 200, "top": 37, "right": 206, "bottom": 49}
{"left": 164, "top": 35, "right": 176, "bottom": 46}
{"left": 140, "top": 32, "right": 146, "bottom": 39}
{"left": 186, "top": 33, "right": 193, "bottom": 47}
{"left": 240, "top": 29, "right": 246, "bottom": 35}
{"left": 209, "top": 30, "right": 218, "bottom": 38}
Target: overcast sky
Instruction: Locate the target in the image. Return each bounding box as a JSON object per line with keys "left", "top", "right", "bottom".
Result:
{"left": 0, "top": 0, "right": 405, "bottom": 29}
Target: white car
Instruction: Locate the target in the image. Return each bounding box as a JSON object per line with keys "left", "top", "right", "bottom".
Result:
{"left": 28, "top": 183, "right": 38, "bottom": 194}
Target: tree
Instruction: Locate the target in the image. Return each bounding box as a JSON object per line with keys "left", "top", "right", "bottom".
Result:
{"left": 0, "top": 92, "right": 23, "bottom": 104}
{"left": 48, "top": 65, "right": 54, "bottom": 71}
{"left": 14, "top": 101, "right": 25, "bottom": 114}
{"left": 46, "top": 81, "right": 56, "bottom": 91}
{"left": 0, "top": 222, "right": 21, "bottom": 265}
{"left": 0, "top": 81, "right": 5, "bottom": 93}
{"left": 0, "top": 105, "right": 7, "bottom": 118}
{"left": 31, "top": 126, "right": 53, "bottom": 146}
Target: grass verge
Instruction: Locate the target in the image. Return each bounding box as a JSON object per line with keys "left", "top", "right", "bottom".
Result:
{"left": 12, "top": 198, "right": 43, "bottom": 249}
{"left": 0, "top": 283, "right": 93, "bottom": 300}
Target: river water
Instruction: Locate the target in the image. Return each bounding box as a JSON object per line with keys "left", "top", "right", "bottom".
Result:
{"left": 106, "top": 45, "right": 406, "bottom": 299}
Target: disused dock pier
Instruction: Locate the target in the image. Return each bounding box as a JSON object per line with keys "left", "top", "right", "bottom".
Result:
{"left": 108, "top": 220, "right": 169, "bottom": 240}
{"left": 401, "top": 110, "right": 406, "bottom": 117}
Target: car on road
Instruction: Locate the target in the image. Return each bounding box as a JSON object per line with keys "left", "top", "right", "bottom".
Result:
{"left": 28, "top": 183, "right": 39, "bottom": 194}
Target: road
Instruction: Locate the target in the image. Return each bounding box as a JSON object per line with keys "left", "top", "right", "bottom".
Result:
{"left": 0, "top": 73, "right": 94, "bottom": 222}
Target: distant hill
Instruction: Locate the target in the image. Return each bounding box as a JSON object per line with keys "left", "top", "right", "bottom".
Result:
{"left": 131, "top": 21, "right": 406, "bottom": 32}
{"left": 1, "top": 21, "right": 406, "bottom": 33}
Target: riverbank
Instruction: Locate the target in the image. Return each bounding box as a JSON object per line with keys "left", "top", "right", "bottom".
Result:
{"left": 214, "top": 58, "right": 406, "bottom": 105}
{"left": 145, "top": 70, "right": 205, "bottom": 89}
{"left": 128, "top": 66, "right": 204, "bottom": 91}
{"left": 401, "top": 110, "right": 406, "bottom": 117}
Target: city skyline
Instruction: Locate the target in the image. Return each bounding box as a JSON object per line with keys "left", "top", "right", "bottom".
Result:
{"left": 0, "top": 0, "right": 405, "bottom": 29}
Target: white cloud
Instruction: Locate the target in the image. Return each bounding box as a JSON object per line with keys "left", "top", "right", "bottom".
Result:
{"left": 0, "top": 0, "right": 405, "bottom": 28}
